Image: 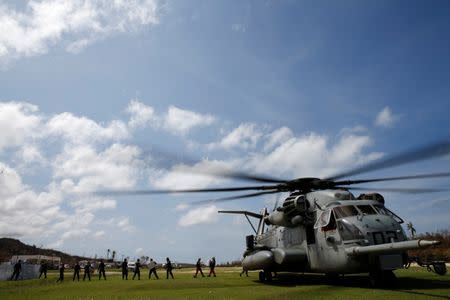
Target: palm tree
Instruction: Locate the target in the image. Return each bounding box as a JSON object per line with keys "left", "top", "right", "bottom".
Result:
{"left": 107, "top": 249, "right": 110, "bottom": 260}
{"left": 406, "top": 222, "right": 416, "bottom": 239}
{"left": 112, "top": 250, "right": 116, "bottom": 262}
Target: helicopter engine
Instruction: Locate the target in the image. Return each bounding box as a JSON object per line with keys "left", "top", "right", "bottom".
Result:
{"left": 265, "top": 193, "right": 311, "bottom": 227}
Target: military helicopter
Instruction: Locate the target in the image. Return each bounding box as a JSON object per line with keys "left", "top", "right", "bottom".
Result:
{"left": 102, "top": 139, "right": 450, "bottom": 287}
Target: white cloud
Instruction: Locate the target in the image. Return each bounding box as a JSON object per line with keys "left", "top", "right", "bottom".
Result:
{"left": 0, "top": 0, "right": 162, "bottom": 64}
{"left": 264, "top": 126, "right": 294, "bottom": 151}
{"left": 126, "top": 99, "right": 157, "bottom": 129}
{"left": 0, "top": 102, "right": 41, "bottom": 152}
{"left": 94, "top": 230, "right": 105, "bottom": 238}
{"left": 178, "top": 205, "right": 219, "bottom": 227}
{"left": 117, "top": 216, "right": 135, "bottom": 232}
{"left": 52, "top": 143, "right": 142, "bottom": 192}
{"left": 164, "top": 105, "right": 216, "bottom": 135}
{"left": 46, "top": 112, "right": 129, "bottom": 144}
{"left": 375, "top": 106, "right": 398, "bottom": 128}
{"left": 210, "top": 123, "right": 263, "bottom": 150}
{"left": 0, "top": 162, "right": 63, "bottom": 238}
{"left": 151, "top": 159, "right": 235, "bottom": 189}
{"left": 249, "top": 133, "right": 382, "bottom": 179}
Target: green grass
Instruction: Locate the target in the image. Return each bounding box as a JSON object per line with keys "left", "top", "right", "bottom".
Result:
{"left": 0, "top": 267, "right": 449, "bottom": 300}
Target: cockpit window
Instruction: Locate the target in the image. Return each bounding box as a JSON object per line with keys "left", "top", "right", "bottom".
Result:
{"left": 357, "top": 205, "right": 377, "bottom": 215}
{"left": 333, "top": 206, "right": 359, "bottom": 219}
{"left": 374, "top": 205, "right": 404, "bottom": 223}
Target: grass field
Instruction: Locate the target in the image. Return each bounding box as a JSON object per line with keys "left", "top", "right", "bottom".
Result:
{"left": 0, "top": 267, "right": 449, "bottom": 300}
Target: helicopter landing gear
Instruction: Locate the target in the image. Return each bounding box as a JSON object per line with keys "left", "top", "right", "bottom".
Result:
{"left": 258, "top": 270, "right": 273, "bottom": 283}
{"left": 369, "top": 270, "right": 397, "bottom": 288}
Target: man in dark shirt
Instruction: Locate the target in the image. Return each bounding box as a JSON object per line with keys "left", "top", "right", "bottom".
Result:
{"left": 39, "top": 261, "right": 47, "bottom": 279}
{"left": 165, "top": 257, "right": 174, "bottom": 279}
{"left": 11, "top": 260, "right": 22, "bottom": 280}
{"left": 98, "top": 259, "right": 106, "bottom": 280}
{"left": 132, "top": 259, "right": 141, "bottom": 280}
{"left": 208, "top": 257, "right": 216, "bottom": 277}
{"left": 193, "top": 258, "right": 205, "bottom": 278}
{"left": 83, "top": 261, "right": 91, "bottom": 281}
{"left": 56, "top": 263, "right": 64, "bottom": 283}
{"left": 121, "top": 259, "right": 128, "bottom": 280}
{"left": 73, "top": 262, "right": 81, "bottom": 281}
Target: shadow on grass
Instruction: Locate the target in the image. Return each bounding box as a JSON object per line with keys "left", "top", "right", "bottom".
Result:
{"left": 255, "top": 273, "right": 450, "bottom": 299}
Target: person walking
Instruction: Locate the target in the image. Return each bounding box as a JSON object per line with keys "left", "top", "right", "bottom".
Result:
{"left": 121, "top": 259, "right": 128, "bottom": 280}
{"left": 132, "top": 259, "right": 141, "bottom": 280}
{"left": 73, "top": 262, "right": 81, "bottom": 281}
{"left": 148, "top": 258, "right": 159, "bottom": 279}
{"left": 83, "top": 261, "right": 91, "bottom": 281}
{"left": 10, "top": 260, "right": 21, "bottom": 280}
{"left": 56, "top": 263, "right": 64, "bottom": 283}
{"left": 208, "top": 257, "right": 216, "bottom": 277}
{"left": 193, "top": 258, "right": 205, "bottom": 278}
{"left": 39, "top": 261, "right": 47, "bottom": 279}
{"left": 240, "top": 267, "right": 248, "bottom": 277}
{"left": 165, "top": 257, "right": 174, "bottom": 279}
{"left": 98, "top": 259, "right": 106, "bottom": 280}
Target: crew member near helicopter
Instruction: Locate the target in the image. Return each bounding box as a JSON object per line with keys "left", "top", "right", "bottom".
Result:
{"left": 56, "top": 263, "right": 64, "bottom": 283}
{"left": 98, "top": 259, "right": 106, "bottom": 280}
{"left": 165, "top": 257, "right": 174, "bottom": 279}
{"left": 83, "top": 261, "right": 91, "bottom": 281}
{"left": 193, "top": 258, "right": 205, "bottom": 278}
{"left": 148, "top": 258, "right": 159, "bottom": 279}
{"left": 207, "top": 257, "right": 216, "bottom": 277}
{"left": 10, "top": 260, "right": 21, "bottom": 280}
{"left": 39, "top": 261, "right": 47, "bottom": 279}
{"left": 73, "top": 262, "right": 81, "bottom": 281}
{"left": 121, "top": 258, "right": 128, "bottom": 280}
{"left": 132, "top": 259, "right": 141, "bottom": 280}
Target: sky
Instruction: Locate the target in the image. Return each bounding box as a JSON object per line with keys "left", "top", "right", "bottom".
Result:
{"left": 1, "top": 0, "right": 450, "bottom": 263}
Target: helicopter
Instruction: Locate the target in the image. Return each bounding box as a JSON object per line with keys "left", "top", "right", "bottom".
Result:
{"left": 102, "top": 139, "right": 450, "bottom": 287}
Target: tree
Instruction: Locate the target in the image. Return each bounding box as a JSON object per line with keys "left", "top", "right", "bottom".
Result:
{"left": 112, "top": 250, "right": 116, "bottom": 261}
{"left": 406, "top": 222, "right": 416, "bottom": 239}
{"left": 107, "top": 249, "right": 110, "bottom": 260}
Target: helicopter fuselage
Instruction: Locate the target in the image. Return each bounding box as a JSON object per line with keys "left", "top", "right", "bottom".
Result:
{"left": 241, "top": 190, "right": 438, "bottom": 276}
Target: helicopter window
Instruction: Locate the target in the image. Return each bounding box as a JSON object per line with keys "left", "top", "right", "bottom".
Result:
{"left": 314, "top": 209, "right": 331, "bottom": 229}
{"left": 337, "top": 219, "right": 364, "bottom": 240}
{"left": 357, "top": 205, "right": 377, "bottom": 215}
{"left": 373, "top": 205, "right": 404, "bottom": 223}
{"left": 333, "top": 206, "right": 359, "bottom": 219}
{"left": 322, "top": 211, "right": 337, "bottom": 231}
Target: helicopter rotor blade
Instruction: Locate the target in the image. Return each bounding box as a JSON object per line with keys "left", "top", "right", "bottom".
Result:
{"left": 334, "top": 171, "right": 450, "bottom": 186}
{"left": 192, "top": 190, "right": 281, "bottom": 206}
{"left": 326, "top": 139, "right": 450, "bottom": 181}
{"left": 342, "top": 186, "right": 448, "bottom": 194}
{"left": 199, "top": 169, "right": 288, "bottom": 184}
{"left": 96, "top": 184, "right": 282, "bottom": 196}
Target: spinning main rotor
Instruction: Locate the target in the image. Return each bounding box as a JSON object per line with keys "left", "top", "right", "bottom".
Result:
{"left": 99, "top": 139, "right": 450, "bottom": 204}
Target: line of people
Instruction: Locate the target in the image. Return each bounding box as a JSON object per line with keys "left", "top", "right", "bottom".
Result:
{"left": 22, "top": 256, "right": 218, "bottom": 282}
{"left": 121, "top": 257, "right": 174, "bottom": 280}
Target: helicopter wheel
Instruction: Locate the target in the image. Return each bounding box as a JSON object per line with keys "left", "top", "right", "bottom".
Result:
{"left": 258, "top": 271, "right": 265, "bottom": 282}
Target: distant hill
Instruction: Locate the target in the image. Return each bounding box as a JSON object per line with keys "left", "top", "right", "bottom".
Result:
{"left": 0, "top": 238, "right": 89, "bottom": 266}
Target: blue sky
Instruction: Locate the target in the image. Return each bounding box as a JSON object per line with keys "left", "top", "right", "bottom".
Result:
{"left": 0, "top": 0, "right": 450, "bottom": 263}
